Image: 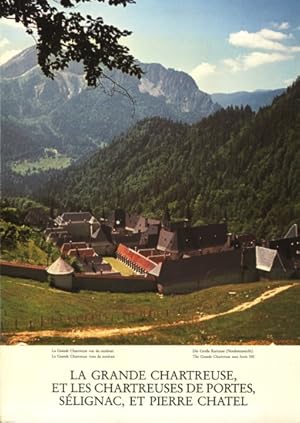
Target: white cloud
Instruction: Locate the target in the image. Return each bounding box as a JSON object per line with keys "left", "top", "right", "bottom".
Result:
{"left": 0, "top": 19, "right": 24, "bottom": 30}
{"left": 0, "top": 37, "right": 10, "bottom": 49}
{"left": 273, "top": 22, "right": 290, "bottom": 30}
{"left": 223, "top": 58, "right": 241, "bottom": 73}
{"left": 243, "top": 51, "right": 292, "bottom": 67}
{"left": 223, "top": 51, "right": 293, "bottom": 72}
{"left": 259, "top": 29, "right": 290, "bottom": 40}
{"left": 225, "top": 25, "right": 300, "bottom": 73}
{"left": 0, "top": 49, "right": 21, "bottom": 65}
{"left": 190, "top": 62, "right": 217, "bottom": 82}
{"left": 228, "top": 29, "right": 296, "bottom": 52}
{"left": 290, "top": 45, "right": 300, "bottom": 52}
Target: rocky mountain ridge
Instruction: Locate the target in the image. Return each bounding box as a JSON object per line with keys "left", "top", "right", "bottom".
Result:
{"left": 1, "top": 46, "right": 219, "bottom": 162}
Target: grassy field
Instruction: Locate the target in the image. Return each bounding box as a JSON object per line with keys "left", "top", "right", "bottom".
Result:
{"left": 1, "top": 276, "right": 299, "bottom": 344}
{"left": 104, "top": 283, "right": 300, "bottom": 345}
{"left": 104, "top": 257, "right": 135, "bottom": 276}
{"left": 11, "top": 154, "right": 72, "bottom": 175}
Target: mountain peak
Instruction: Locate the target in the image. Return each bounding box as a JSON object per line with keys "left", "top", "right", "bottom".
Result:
{"left": 0, "top": 46, "right": 38, "bottom": 78}
{"left": 139, "top": 62, "right": 215, "bottom": 115}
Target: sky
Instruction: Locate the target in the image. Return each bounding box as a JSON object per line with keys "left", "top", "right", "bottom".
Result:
{"left": 0, "top": 0, "right": 299, "bottom": 93}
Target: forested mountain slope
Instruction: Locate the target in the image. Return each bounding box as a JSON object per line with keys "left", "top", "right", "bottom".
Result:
{"left": 47, "top": 78, "right": 300, "bottom": 238}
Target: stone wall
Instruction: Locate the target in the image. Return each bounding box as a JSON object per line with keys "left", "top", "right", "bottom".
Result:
{"left": 73, "top": 274, "right": 156, "bottom": 293}
{"left": 0, "top": 261, "right": 47, "bottom": 282}
{"left": 0, "top": 261, "right": 156, "bottom": 292}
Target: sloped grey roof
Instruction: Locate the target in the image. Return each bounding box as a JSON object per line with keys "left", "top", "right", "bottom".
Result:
{"left": 61, "top": 212, "right": 92, "bottom": 222}
{"left": 91, "top": 224, "right": 113, "bottom": 243}
{"left": 148, "top": 218, "right": 161, "bottom": 225}
{"left": 112, "top": 232, "right": 143, "bottom": 245}
{"left": 126, "top": 213, "right": 140, "bottom": 230}
{"left": 157, "top": 228, "right": 178, "bottom": 252}
{"left": 133, "top": 216, "right": 148, "bottom": 233}
{"left": 132, "top": 216, "right": 161, "bottom": 234}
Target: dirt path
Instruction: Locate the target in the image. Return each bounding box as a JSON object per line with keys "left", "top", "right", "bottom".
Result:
{"left": 4, "top": 284, "right": 295, "bottom": 344}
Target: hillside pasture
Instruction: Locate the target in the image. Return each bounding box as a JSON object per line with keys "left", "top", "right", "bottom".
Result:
{"left": 1, "top": 276, "right": 299, "bottom": 345}
{"left": 11, "top": 154, "right": 72, "bottom": 175}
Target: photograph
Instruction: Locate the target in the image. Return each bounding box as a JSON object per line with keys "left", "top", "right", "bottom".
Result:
{"left": 0, "top": 0, "right": 300, "bottom": 421}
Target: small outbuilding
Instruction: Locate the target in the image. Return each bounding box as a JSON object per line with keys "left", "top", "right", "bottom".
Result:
{"left": 47, "top": 257, "right": 74, "bottom": 291}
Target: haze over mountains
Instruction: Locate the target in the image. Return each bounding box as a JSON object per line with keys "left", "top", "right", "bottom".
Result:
{"left": 211, "top": 88, "right": 286, "bottom": 112}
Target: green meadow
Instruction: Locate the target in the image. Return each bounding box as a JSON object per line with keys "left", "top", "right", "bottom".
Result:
{"left": 1, "top": 276, "right": 299, "bottom": 345}
{"left": 11, "top": 154, "right": 72, "bottom": 175}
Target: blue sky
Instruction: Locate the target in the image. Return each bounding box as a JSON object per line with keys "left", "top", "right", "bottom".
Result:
{"left": 0, "top": 0, "right": 299, "bottom": 92}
